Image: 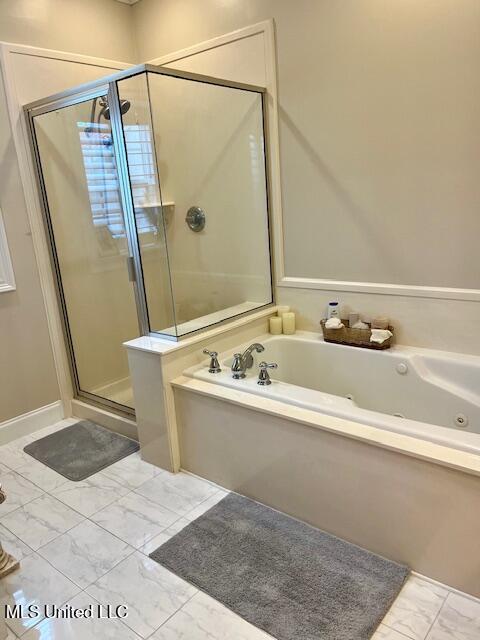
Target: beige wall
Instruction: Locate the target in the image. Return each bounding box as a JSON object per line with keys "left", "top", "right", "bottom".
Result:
{"left": 132, "top": 0, "right": 480, "bottom": 283}
{"left": 0, "top": 75, "right": 59, "bottom": 422}
{"left": 4, "top": 0, "right": 480, "bottom": 421}
{"left": 0, "top": 0, "right": 136, "bottom": 422}
{"left": 133, "top": 0, "right": 480, "bottom": 355}
{"left": 0, "top": 0, "right": 136, "bottom": 62}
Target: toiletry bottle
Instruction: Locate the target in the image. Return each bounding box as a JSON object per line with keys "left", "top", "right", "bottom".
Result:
{"left": 327, "top": 301, "right": 339, "bottom": 319}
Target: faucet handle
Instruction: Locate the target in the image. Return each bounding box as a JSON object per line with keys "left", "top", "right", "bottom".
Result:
{"left": 203, "top": 349, "right": 221, "bottom": 374}
{"left": 257, "top": 361, "right": 278, "bottom": 386}
{"left": 259, "top": 361, "right": 278, "bottom": 370}
{"left": 231, "top": 353, "right": 246, "bottom": 379}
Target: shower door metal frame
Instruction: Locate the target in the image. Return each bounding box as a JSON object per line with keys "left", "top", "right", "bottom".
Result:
{"left": 23, "top": 63, "right": 275, "bottom": 415}
{"left": 24, "top": 83, "right": 143, "bottom": 416}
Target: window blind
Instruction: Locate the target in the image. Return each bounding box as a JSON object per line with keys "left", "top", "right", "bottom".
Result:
{"left": 78, "top": 121, "right": 159, "bottom": 238}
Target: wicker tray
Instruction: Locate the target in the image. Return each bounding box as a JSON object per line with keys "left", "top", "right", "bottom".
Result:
{"left": 320, "top": 319, "right": 394, "bottom": 350}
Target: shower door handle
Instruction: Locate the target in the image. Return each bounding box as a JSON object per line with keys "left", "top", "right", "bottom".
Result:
{"left": 126, "top": 256, "right": 136, "bottom": 283}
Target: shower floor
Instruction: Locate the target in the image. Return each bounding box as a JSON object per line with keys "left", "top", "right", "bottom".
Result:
{"left": 91, "top": 376, "right": 134, "bottom": 410}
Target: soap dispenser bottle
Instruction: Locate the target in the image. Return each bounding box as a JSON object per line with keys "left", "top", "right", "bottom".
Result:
{"left": 327, "top": 301, "right": 339, "bottom": 319}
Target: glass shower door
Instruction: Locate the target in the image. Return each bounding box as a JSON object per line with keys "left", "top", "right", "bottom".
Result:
{"left": 31, "top": 94, "right": 139, "bottom": 412}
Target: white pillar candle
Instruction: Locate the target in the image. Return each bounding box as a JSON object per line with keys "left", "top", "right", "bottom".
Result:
{"left": 269, "top": 316, "right": 283, "bottom": 335}
{"left": 282, "top": 312, "right": 296, "bottom": 335}
{"left": 277, "top": 305, "right": 290, "bottom": 317}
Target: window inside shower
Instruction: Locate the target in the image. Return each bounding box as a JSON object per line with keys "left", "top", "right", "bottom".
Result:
{"left": 78, "top": 122, "right": 158, "bottom": 243}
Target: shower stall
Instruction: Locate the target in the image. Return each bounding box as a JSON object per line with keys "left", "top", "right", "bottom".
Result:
{"left": 24, "top": 64, "right": 273, "bottom": 415}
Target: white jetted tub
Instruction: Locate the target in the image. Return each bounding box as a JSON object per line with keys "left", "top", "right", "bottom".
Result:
{"left": 185, "top": 331, "right": 480, "bottom": 455}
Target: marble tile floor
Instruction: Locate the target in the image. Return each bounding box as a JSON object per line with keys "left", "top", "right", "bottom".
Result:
{"left": 0, "top": 418, "right": 479, "bottom": 639}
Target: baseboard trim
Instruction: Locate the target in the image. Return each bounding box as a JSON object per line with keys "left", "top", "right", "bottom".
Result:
{"left": 0, "top": 401, "right": 63, "bottom": 445}
{"left": 411, "top": 571, "right": 480, "bottom": 604}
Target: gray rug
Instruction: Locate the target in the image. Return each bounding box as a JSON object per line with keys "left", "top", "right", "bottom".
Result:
{"left": 150, "top": 493, "right": 408, "bottom": 640}
{"left": 24, "top": 420, "right": 139, "bottom": 481}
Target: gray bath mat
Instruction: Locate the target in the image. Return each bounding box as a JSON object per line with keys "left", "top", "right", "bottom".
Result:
{"left": 150, "top": 493, "right": 408, "bottom": 640}
{"left": 24, "top": 420, "right": 139, "bottom": 481}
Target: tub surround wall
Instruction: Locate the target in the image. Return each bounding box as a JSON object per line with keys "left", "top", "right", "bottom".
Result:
{"left": 124, "top": 306, "right": 277, "bottom": 472}
{"left": 278, "top": 287, "right": 480, "bottom": 356}
{"left": 174, "top": 374, "right": 480, "bottom": 478}
{"left": 174, "top": 386, "right": 480, "bottom": 598}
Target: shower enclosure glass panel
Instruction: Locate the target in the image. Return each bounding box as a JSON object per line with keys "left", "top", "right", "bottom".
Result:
{"left": 117, "top": 71, "right": 272, "bottom": 338}
{"left": 31, "top": 95, "right": 139, "bottom": 411}
{"left": 116, "top": 74, "right": 177, "bottom": 338}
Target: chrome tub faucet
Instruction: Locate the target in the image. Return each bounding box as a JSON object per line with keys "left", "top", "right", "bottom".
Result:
{"left": 231, "top": 343, "right": 265, "bottom": 379}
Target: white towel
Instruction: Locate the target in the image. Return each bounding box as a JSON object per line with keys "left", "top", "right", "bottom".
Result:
{"left": 351, "top": 320, "right": 369, "bottom": 330}
{"left": 325, "top": 317, "right": 344, "bottom": 329}
{"left": 370, "top": 329, "right": 393, "bottom": 344}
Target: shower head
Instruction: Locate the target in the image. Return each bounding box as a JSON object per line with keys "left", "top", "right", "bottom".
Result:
{"left": 99, "top": 98, "right": 131, "bottom": 120}
{"left": 85, "top": 97, "right": 132, "bottom": 138}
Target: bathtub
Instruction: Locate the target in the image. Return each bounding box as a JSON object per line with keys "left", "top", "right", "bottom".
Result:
{"left": 184, "top": 331, "right": 480, "bottom": 455}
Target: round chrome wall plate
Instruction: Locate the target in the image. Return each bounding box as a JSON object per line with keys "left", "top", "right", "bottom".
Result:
{"left": 185, "top": 206, "right": 206, "bottom": 232}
